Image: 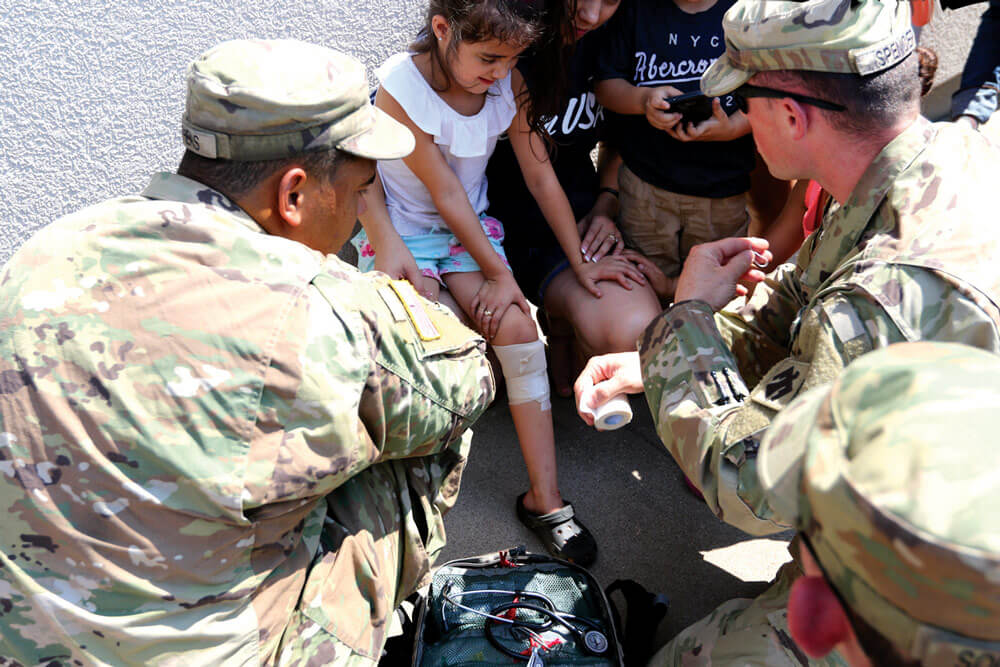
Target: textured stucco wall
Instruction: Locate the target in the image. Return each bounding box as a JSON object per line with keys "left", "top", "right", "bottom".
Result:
{"left": 0, "top": 1, "right": 988, "bottom": 264}
{"left": 0, "top": 0, "right": 424, "bottom": 263}
{"left": 917, "top": 2, "right": 991, "bottom": 120}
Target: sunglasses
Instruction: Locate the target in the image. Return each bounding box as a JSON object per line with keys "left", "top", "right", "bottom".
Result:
{"left": 733, "top": 84, "right": 847, "bottom": 113}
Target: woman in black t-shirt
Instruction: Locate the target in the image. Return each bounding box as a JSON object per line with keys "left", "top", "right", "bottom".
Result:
{"left": 487, "top": 0, "right": 661, "bottom": 397}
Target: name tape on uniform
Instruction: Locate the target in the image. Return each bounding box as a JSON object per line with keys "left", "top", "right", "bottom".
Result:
{"left": 377, "top": 285, "right": 409, "bottom": 322}
{"left": 389, "top": 280, "right": 441, "bottom": 341}
{"left": 182, "top": 124, "right": 218, "bottom": 159}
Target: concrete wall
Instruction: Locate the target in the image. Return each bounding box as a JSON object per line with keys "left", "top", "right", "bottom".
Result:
{"left": 0, "top": 0, "right": 424, "bottom": 263}
{"left": 917, "top": 2, "right": 990, "bottom": 120}
{"left": 0, "top": 1, "right": 989, "bottom": 264}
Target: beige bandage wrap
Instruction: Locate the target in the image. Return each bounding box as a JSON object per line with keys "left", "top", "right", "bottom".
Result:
{"left": 493, "top": 340, "right": 550, "bottom": 411}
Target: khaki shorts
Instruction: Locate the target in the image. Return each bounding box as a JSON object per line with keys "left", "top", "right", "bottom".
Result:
{"left": 619, "top": 164, "right": 750, "bottom": 278}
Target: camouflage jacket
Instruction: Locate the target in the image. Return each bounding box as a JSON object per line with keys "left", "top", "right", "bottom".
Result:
{"left": 0, "top": 173, "right": 494, "bottom": 664}
{"left": 639, "top": 118, "right": 1000, "bottom": 535}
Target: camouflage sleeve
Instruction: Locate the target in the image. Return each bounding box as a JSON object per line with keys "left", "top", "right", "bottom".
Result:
{"left": 715, "top": 263, "right": 807, "bottom": 388}
{"left": 313, "top": 266, "right": 494, "bottom": 464}
{"left": 639, "top": 284, "right": 898, "bottom": 535}
{"left": 245, "top": 261, "right": 494, "bottom": 505}
{"left": 264, "top": 268, "right": 494, "bottom": 664}
{"left": 346, "top": 275, "right": 495, "bottom": 463}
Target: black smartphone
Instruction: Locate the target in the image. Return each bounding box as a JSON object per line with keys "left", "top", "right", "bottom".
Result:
{"left": 664, "top": 91, "right": 714, "bottom": 124}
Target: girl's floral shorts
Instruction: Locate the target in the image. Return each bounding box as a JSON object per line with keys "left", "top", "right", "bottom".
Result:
{"left": 352, "top": 214, "right": 510, "bottom": 285}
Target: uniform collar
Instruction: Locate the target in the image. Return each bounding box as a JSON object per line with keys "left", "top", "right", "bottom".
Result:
{"left": 141, "top": 172, "right": 267, "bottom": 236}
{"left": 799, "top": 117, "right": 935, "bottom": 294}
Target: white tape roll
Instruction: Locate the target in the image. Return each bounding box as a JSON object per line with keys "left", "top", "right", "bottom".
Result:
{"left": 579, "top": 390, "right": 633, "bottom": 431}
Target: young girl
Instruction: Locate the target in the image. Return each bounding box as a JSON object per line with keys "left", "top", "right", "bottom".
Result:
{"left": 354, "top": 0, "right": 644, "bottom": 566}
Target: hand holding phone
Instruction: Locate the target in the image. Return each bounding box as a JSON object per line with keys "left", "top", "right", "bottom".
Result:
{"left": 664, "top": 92, "right": 715, "bottom": 124}
{"left": 642, "top": 85, "right": 684, "bottom": 130}
{"left": 667, "top": 96, "right": 750, "bottom": 143}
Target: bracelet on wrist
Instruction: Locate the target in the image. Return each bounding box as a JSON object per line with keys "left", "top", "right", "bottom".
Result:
{"left": 597, "top": 187, "right": 619, "bottom": 200}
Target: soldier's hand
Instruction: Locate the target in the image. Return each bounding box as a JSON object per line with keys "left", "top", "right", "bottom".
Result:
{"left": 674, "top": 237, "right": 771, "bottom": 310}
{"left": 574, "top": 352, "right": 644, "bottom": 427}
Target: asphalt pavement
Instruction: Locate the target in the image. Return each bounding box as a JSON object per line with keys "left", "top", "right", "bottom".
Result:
{"left": 436, "top": 387, "right": 793, "bottom": 649}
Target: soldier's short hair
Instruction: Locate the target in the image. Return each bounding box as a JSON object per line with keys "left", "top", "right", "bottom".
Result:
{"left": 176, "top": 148, "right": 353, "bottom": 200}
{"left": 701, "top": 0, "right": 921, "bottom": 141}
{"left": 754, "top": 51, "right": 920, "bottom": 139}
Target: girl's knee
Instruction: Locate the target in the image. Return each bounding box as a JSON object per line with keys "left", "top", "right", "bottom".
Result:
{"left": 603, "top": 323, "right": 643, "bottom": 353}
{"left": 494, "top": 309, "right": 539, "bottom": 346}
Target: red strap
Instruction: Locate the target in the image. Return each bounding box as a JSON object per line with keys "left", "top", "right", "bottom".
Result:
{"left": 498, "top": 549, "right": 521, "bottom": 568}
{"left": 911, "top": 0, "right": 933, "bottom": 27}
{"left": 802, "top": 180, "right": 827, "bottom": 236}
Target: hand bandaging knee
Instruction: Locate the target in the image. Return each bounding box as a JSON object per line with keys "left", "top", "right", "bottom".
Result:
{"left": 493, "top": 340, "right": 550, "bottom": 411}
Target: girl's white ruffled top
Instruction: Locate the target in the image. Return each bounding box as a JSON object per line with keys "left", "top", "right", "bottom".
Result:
{"left": 375, "top": 52, "right": 517, "bottom": 236}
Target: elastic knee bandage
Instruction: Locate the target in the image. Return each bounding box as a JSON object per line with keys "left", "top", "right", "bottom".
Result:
{"left": 493, "top": 340, "right": 550, "bottom": 411}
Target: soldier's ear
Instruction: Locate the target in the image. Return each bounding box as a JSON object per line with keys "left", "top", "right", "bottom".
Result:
{"left": 787, "top": 575, "right": 852, "bottom": 658}
{"left": 777, "top": 98, "right": 810, "bottom": 142}
{"left": 277, "top": 167, "right": 309, "bottom": 229}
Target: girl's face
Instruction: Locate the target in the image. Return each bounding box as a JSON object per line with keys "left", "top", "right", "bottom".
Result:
{"left": 571, "top": 0, "right": 621, "bottom": 41}
{"left": 432, "top": 17, "right": 526, "bottom": 93}
{"left": 456, "top": 38, "right": 525, "bottom": 93}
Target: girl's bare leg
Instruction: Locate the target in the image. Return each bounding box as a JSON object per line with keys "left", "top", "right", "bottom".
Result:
{"left": 443, "top": 271, "right": 563, "bottom": 514}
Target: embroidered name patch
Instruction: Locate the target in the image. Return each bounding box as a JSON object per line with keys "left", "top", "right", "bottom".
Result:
{"left": 389, "top": 280, "right": 440, "bottom": 341}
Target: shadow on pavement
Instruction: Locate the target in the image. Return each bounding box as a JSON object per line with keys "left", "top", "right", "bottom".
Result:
{"left": 440, "top": 392, "right": 792, "bottom": 646}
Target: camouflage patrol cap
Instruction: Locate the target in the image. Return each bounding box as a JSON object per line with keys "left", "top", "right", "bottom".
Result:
{"left": 701, "top": 0, "right": 916, "bottom": 97}
{"left": 759, "top": 342, "right": 1000, "bottom": 665}
{"left": 182, "top": 39, "right": 414, "bottom": 161}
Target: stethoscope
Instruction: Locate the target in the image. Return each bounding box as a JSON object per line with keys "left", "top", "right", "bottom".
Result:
{"left": 440, "top": 584, "right": 610, "bottom": 662}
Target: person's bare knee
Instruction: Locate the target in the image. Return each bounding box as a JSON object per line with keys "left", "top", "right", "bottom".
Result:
{"left": 492, "top": 308, "right": 539, "bottom": 346}
{"left": 558, "top": 283, "right": 659, "bottom": 354}
{"left": 605, "top": 308, "right": 656, "bottom": 352}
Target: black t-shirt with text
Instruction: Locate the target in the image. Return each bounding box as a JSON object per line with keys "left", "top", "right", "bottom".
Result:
{"left": 595, "top": 0, "right": 754, "bottom": 198}
{"left": 486, "top": 29, "right": 607, "bottom": 252}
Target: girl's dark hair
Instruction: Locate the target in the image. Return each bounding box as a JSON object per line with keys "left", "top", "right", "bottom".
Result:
{"left": 410, "top": 0, "right": 572, "bottom": 139}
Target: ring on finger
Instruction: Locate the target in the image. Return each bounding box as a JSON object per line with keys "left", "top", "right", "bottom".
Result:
{"left": 607, "top": 234, "right": 617, "bottom": 244}
{"left": 483, "top": 309, "right": 492, "bottom": 317}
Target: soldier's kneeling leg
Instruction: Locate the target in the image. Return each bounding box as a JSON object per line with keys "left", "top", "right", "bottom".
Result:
{"left": 276, "top": 434, "right": 471, "bottom": 665}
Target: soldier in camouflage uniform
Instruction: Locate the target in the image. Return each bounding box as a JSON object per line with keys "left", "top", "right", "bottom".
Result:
{"left": 0, "top": 39, "right": 494, "bottom": 665}
{"left": 572, "top": 0, "right": 1000, "bottom": 663}
{"left": 656, "top": 342, "right": 1000, "bottom": 666}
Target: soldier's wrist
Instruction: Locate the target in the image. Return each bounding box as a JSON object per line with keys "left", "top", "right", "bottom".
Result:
{"left": 955, "top": 114, "right": 982, "bottom": 131}
{"left": 667, "top": 299, "right": 713, "bottom": 313}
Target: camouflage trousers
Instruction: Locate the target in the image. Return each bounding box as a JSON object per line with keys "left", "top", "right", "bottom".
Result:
{"left": 274, "top": 432, "right": 472, "bottom": 666}
{"left": 649, "top": 563, "right": 848, "bottom": 667}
